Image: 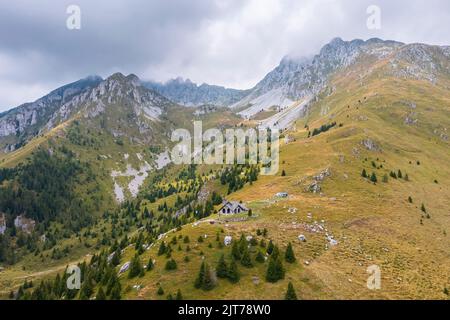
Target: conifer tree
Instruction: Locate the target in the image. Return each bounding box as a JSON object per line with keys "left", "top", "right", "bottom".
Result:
{"left": 231, "top": 241, "right": 241, "bottom": 260}
{"left": 128, "top": 253, "right": 143, "bottom": 279}
{"left": 240, "top": 247, "right": 253, "bottom": 268}
{"left": 421, "top": 203, "right": 427, "bottom": 213}
{"left": 227, "top": 258, "right": 240, "bottom": 283}
{"left": 157, "top": 286, "right": 164, "bottom": 296}
{"left": 361, "top": 169, "right": 367, "bottom": 178}
{"left": 201, "top": 263, "right": 215, "bottom": 291}
{"left": 165, "top": 258, "right": 177, "bottom": 271}
{"left": 266, "top": 240, "right": 274, "bottom": 255}
{"left": 255, "top": 251, "right": 265, "bottom": 263}
{"left": 111, "top": 248, "right": 121, "bottom": 267}
{"left": 284, "top": 242, "right": 296, "bottom": 263}
{"left": 370, "top": 172, "right": 377, "bottom": 183}
{"left": 265, "top": 254, "right": 285, "bottom": 283}
{"left": 216, "top": 254, "right": 228, "bottom": 278}
{"left": 194, "top": 261, "right": 206, "bottom": 289}
{"left": 110, "top": 282, "right": 122, "bottom": 300}
{"left": 284, "top": 282, "right": 298, "bottom": 300}
{"left": 157, "top": 241, "right": 167, "bottom": 256}
{"left": 79, "top": 275, "right": 94, "bottom": 300}
{"left": 96, "top": 287, "right": 106, "bottom": 300}
{"left": 176, "top": 289, "right": 183, "bottom": 300}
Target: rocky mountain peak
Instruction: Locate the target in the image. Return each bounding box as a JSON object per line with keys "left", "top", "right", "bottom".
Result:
{"left": 144, "top": 78, "right": 248, "bottom": 107}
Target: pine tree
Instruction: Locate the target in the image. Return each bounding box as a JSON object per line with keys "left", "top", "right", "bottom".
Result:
{"left": 408, "top": 196, "right": 413, "bottom": 203}
{"left": 240, "top": 247, "right": 253, "bottom": 268}
{"left": 281, "top": 170, "right": 286, "bottom": 176}
{"left": 201, "top": 263, "right": 215, "bottom": 291}
{"left": 370, "top": 172, "right": 377, "bottom": 183}
{"left": 397, "top": 170, "right": 403, "bottom": 179}
{"left": 96, "top": 287, "right": 106, "bottom": 300}
{"left": 404, "top": 173, "right": 409, "bottom": 181}
{"left": 176, "top": 289, "right": 183, "bottom": 300}
{"left": 361, "top": 169, "right": 367, "bottom": 178}
{"left": 79, "top": 274, "right": 94, "bottom": 299}
{"left": 194, "top": 261, "right": 206, "bottom": 289}
{"left": 231, "top": 241, "right": 241, "bottom": 260}
{"left": 227, "top": 258, "right": 240, "bottom": 283}
{"left": 284, "top": 282, "right": 298, "bottom": 300}
{"left": 265, "top": 254, "right": 285, "bottom": 283}
{"left": 157, "top": 286, "right": 164, "bottom": 296}
{"left": 266, "top": 240, "right": 274, "bottom": 255}
{"left": 421, "top": 203, "right": 427, "bottom": 213}
{"left": 284, "top": 242, "right": 296, "bottom": 263}
{"left": 382, "top": 174, "right": 388, "bottom": 183}
{"left": 165, "top": 258, "right": 177, "bottom": 271}
{"left": 111, "top": 248, "right": 121, "bottom": 266}
{"left": 110, "top": 282, "right": 122, "bottom": 300}
{"left": 128, "top": 253, "right": 143, "bottom": 279}
{"left": 255, "top": 251, "right": 265, "bottom": 263}
{"left": 216, "top": 254, "right": 228, "bottom": 278}
{"left": 271, "top": 245, "right": 280, "bottom": 260}
{"left": 157, "top": 241, "right": 167, "bottom": 256}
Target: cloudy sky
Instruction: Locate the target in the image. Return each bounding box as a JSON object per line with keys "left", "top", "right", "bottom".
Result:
{"left": 0, "top": 0, "right": 449, "bottom": 110}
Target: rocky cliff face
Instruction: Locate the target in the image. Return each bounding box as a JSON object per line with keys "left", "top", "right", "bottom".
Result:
{"left": 2, "top": 38, "right": 449, "bottom": 153}
{"left": 233, "top": 38, "right": 408, "bottom": 117}
{"left": 144, "top": 77, "right": 248, "bottom": 107}
{"left": 234, "top": 38, "right": 450, "bottom": 119}
{"left": 0, "top": 73, "right": 176, "bottom": 153}
{"left": 0, "top": 76, "right": 103, "bottom": 152}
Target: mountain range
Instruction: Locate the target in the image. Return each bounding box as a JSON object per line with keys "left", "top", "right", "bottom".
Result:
{"left": 143, "top": 78, "right": 249, "bottom": 107}
{"left": 2, "top": 37, "right": 449, "bottom": 155}
{"left": 0, "top": 37, "right": 449, "bottom": 300}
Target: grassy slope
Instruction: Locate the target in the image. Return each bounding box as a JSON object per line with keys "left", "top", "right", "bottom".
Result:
{"left": 0, "top": 105, "right": 242, "bottom": 297}
{"left": 1, "top": 57, "right": 449, "bottom": 299}
{"left": 114, "top": 58, "right": 450, "bottom": 300}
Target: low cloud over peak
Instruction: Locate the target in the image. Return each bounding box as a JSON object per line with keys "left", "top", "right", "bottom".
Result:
{"left": 0, "top": 0, "right": 449, "bottom": 110}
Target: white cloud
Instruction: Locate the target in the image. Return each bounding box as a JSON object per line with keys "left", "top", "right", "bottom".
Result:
{"left": 0, "top": 0, "right": 449, "bottom": 110}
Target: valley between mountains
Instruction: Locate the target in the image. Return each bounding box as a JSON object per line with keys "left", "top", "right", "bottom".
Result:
{"left": 0, "top": 38, "right": 449, "bottom": 300}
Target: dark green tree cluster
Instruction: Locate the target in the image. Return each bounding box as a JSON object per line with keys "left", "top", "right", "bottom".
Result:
{"left": 128, "top": 253, "right": 144, "bottom": 278}
{"left": 215, "top": 254, "right": 240, "bottom": 283}
{"left": 220, "top": 165, "right": 259, "bottom": 194}
{"left": 194, "top": 261, "right": 215, "bottom": 291}
{"left": 165, "top": 258, "right": 178, "bottom": 271}
{"left": 16, "top": 250, "right": 122, "bottom": 300}
{"left": 265, "top": 245, "right": 285, "bottom": 283}
{"left": 311, "top": 122, "right": 337, "bottom": 137}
